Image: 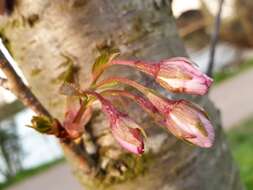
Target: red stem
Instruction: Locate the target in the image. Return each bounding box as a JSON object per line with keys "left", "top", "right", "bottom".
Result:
{"left": 111, "top": 59, "right": 159, "bottom": 76}
{"left": 110, "top": 59, "right": 136, "bottom": 67}
{"left": 100, "top": 89, "right": 155, "bottom": 112}
{"left": 93, "top": 77, "right": 174, "bottom": 112}
{"left": 83, "top": 90, "right": 119, "bottom": 117}
{"left": 100, "top": 89, "right": 164, "bottom": 122}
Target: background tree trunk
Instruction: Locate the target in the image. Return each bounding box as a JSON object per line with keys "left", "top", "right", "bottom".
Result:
{"left": 0, "top": 119, "right": 23, "bottom": 179}
{"left": 0, "top": 0, "right": 244, "bottom": 190}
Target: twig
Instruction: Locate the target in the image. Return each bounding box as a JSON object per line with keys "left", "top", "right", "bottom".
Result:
{"left": 0, "top": 60, "right": 69, "bottom": 137}
{"left": 206, "top": 0, "right": 225, "bottom": 77}
{"left": 0, "top": 42, "right": 93, "bottom": 173}
{"left": 0, "top": 59, "right": 51, "bottom": 117}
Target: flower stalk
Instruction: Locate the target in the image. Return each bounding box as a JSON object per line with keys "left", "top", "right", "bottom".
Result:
{"left": 110, "top": 57, "right": 213, "bottom": 95}
{"left": 100, "top": 89, "right": 163, "bottom": 122}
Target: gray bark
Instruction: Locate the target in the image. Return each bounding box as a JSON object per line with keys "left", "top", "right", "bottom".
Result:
{"left": 0, "top": 1, "right": 244, "bottom": 190}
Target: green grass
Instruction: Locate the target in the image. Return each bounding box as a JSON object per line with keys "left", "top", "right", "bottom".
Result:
{"left": 227, "top": 117, "right": 253, "bottom": 190}
{"left": 0, "top": 158, "right": 64, "bottom": 190}
{"left": 214, "top": 59, "right": 253, "bottom": 84}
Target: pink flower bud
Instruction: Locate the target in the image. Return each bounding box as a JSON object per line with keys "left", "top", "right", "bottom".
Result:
{"left": 110, "top": 115, "right": 145, "bottom": 155}
{"left": 146, "top": 92, "right": 214, "bottom": 147}
{"left": 89, "top": 92, "right": 145, "bottom": 155}
{"left": 155, "top": 57, "right": 213, "bottom": 95}
{"left": 165, "top": 100, "right": 215, "bottom": 148}
{"left": 112, "top": 57, "right": 213, "bottom": 95}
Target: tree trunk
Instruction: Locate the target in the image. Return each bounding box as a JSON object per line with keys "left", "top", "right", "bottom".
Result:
{"left": 211, "top": 0, "right": 253, "bottom": 48}
{"left": 235, "top": 0, "right": 253, "bottom": 46}
{"left": 0, "top": 0, "right": 244, "bottom": 190}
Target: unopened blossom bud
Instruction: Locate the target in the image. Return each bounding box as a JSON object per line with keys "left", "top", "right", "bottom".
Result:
{"left": 112, "top": 57, "right": 213, "bottom": 95}
{"left": 165, "top": 100, "right": 214, "bottom": 148}
{"left": 88, "top": 92, "right": 145, "bottom": 155}
{"left": 110, "top": 115, "right": 145, "bottom": 155}
{"left": 145, "top": 92, "right": 214, "bottom": 148}
{"left": 155, "top": 57, "right": 213, "bottom": 95}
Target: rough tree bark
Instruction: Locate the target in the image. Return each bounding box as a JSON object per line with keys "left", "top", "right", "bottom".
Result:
{"left": 0, "top": 1, "right": 244, "bottom": 190}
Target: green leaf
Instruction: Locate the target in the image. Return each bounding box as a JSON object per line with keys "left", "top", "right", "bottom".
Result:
{"left": 29, "top": 116, "right": 54, "bottom": 134}
{"left": 92, "top": 50, "right": 120, "bottom": 83}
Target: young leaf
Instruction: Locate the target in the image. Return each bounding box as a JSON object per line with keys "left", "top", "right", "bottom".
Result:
{"left": 92, "top": 50, "right": 120, "bottom": 83}
{"left": 29, "top": 116, "right": 54, "bottom": 134}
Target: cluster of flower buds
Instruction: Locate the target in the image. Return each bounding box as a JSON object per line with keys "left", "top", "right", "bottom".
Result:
{"left": 60, "top": 54, "right": 215, "bottom": 155}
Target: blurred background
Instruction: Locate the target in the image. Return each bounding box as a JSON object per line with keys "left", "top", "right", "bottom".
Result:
{"left": 0, "top": 0, "right": 253, "bottom": 189}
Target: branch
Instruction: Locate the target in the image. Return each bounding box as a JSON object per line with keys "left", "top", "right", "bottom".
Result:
{"left": 0, "top": 59, "right": 51, "bottom": 118}
{"left": 0, "top": 42, "right": 93, "bottom": 173}
{"left": 206, "top": 0, "right": 225, "bottom": 77}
